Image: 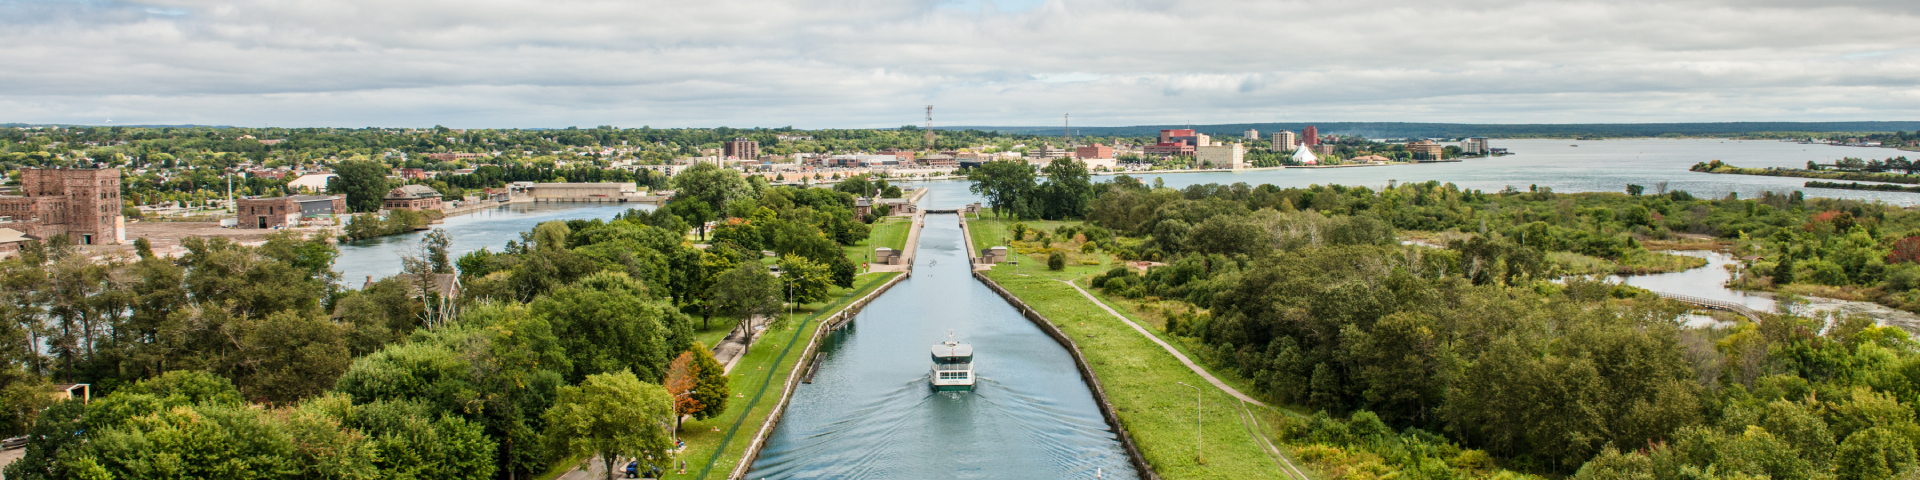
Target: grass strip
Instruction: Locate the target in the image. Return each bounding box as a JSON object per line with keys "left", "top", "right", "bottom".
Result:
{"left": 983, "top": 269, "right": 1289, "bottom": 479}
{"left": 684, "top": 272, "right": 899, "bottom": 480}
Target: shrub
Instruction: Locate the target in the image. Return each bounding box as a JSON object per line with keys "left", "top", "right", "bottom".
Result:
{"left": 1047, "top": 252, "right": 1066, "bottom": 271}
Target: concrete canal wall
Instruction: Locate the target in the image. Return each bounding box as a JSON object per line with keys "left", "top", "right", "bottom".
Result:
{"left": 725, "top": 216, "right": 926, "bottom": 480}
{"left": 957, "top": 214, "right": 1159, "bottom": 480}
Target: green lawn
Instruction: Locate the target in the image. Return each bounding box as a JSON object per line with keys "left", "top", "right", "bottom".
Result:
{"left": 963, "top": 216, "right": 1117, "bottom": 274}
{"left": 843, "top": 216, "right": 912, "bottom": 266}
{"left": 664, "top": 271, "right": 903, "bottom": 480}
{"left": 963, "top": 215, "right": 1313, "bottom": 478}
{"left": 982, "top": 269, "right": 1292, "bottom": 479}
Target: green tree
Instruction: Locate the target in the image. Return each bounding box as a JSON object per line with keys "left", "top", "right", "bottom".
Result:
{"left": 543, "top": 370, "right": 675, "bottom": 480}
{"left": 672, "top": 163, "right": 749, "bottom": 224}
{"left": 687, "top": 344, "right": 729, "bottom": 421}
{"left": 707, "top": 261, "right": 783, "bottom": 331}
{"left": 777, "top": 254, "right": 833, "bottom": 307}
{"left": 1047, "top": 251, "right": 1066, "bottom": 271}
{"left": 330, "top": 160, "right": 391, "bottom": 213}
{"left": 1040, "top": 158, "right": 1093, "bottom": 219}
{"left": 968, "top": 160, "right": 1037, "bottom": 219}
{"left": 532, "top": 272, "right": 690, "bottom": 383}
{"left": 1837, "top": 427, "right": 1916, "bottom": 480}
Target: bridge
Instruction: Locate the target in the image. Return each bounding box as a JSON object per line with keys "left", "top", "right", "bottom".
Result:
{"left": 1654, "top": 291, "right": 1764, "bottom": 321}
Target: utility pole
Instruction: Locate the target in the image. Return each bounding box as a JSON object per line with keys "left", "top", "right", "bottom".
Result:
{"left": 1064, "top": 113, "right": 1071, "bottom": 148}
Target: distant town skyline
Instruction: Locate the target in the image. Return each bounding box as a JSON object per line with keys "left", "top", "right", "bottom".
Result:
{"left": 2, "top": 0, "right": 1917, "bottom": 128}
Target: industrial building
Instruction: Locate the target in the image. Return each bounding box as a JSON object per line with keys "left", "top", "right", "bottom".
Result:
{"left": 0, "top": 168, "right": 125, "bottom": 245}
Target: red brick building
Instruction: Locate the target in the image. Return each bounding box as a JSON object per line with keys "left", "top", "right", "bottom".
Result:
{"left": 237, "top": 195, "right": 348, "bottom": 229}
{"left": 724, "top": 138, "right": 760, "bottom": 160}
{"left": 0, "top": 168, "right": 124, "bottom": 245}
{"left": 1074, "top": 144, "right": 1115, "bottom": 159}
{"left": 1303, "top": 126, "right": 1320, "bottom": 146}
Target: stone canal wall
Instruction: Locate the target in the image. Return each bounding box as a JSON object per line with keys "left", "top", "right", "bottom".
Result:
{"left": 958, "top": 213, "right": 1158, "bottom": 480}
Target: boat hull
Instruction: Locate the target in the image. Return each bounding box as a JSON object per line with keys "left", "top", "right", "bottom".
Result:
{"left": 933, "top": 382, "right": 975, "bottom": 392}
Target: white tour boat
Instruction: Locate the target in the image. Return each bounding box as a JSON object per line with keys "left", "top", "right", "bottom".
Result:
{"left": 930, "top": 331, "right": 975, "bottom": 392}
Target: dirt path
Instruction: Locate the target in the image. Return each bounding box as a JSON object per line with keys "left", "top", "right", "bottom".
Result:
{"left": 1057, "top": 279, "right": 1268, "bottom": 407}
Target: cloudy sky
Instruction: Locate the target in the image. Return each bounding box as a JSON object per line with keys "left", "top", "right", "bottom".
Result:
{"left": 2, "top": 0, "right": 1918, "bottom": 128}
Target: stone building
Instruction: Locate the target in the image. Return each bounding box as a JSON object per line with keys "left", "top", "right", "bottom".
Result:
{"left": 0, "top": 168, "right": 125, "bottom": 245}
{"left": 383, "top": 185, "right": 443, "bottom": 211}
{"left": 236, "top": 195, "right": 348, "bottom": 229}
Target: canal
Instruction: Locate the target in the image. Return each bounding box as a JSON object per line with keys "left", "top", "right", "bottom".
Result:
{"left": 746, "top": 214, "right": 1137, "bottom": 479}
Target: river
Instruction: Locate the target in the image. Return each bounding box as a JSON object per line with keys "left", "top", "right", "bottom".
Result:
{"left": 1609, "top": 250, "right": 1920, "bottom": 332}
{"left": 337, "top": 139, "right": 1918, "bottom": 283}
{"left": 745, "top": 213, "right": 1137, "bottom": 479}
{"left": 907, "top": 138, "right": 1920, "bottom": 208}
{"left": 333, "top": 203, "right": 644, "bottom": 285}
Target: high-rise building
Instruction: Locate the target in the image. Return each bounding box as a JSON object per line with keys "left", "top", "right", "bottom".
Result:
{"left": 0, "top": 168, "right": 125, "bottom": 245}
{"left": 1461, "top": 137, "right": 1490, "bottom": 155}
{"left": 1244, "top": 129, "right": 1259, "bottom": 140}
{"left": 723, "top": 138, "right": 759, "bottom": 160}
{"left": 1303, "top": 126, "right": 1320, "bottom": 146}
{"left": 1272, "top": 131, "right": 1298, "bottom": 152}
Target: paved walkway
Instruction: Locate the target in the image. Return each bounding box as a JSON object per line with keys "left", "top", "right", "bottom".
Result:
{"left": 1058, "top": 279, "right": 1269, "bottom": 407}
{"left": 710, "top": 315, "right": 773, "bottom": 374}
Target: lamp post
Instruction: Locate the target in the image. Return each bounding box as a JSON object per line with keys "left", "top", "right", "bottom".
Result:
{"left": 1177, "top": 382, "right": 1202, "bottom": 464}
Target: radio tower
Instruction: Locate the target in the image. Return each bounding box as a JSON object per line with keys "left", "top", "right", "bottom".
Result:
{"left": 924, "top": 105, "right": 935, "bottom": 150}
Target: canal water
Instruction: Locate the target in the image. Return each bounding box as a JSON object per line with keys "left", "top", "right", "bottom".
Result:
{"left": 746, "top": 214, "right": 1137, "bottom": 479}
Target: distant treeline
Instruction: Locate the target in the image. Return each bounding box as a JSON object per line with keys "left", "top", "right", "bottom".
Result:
{"left": 1805, "top": 181, "right": 1920, "bottom": 193}
{"left": 1692, "top": 159, "right": 1920, "bottom": 185}
{"left": 948, "top": 121, "right": 1920, "bottom": 139}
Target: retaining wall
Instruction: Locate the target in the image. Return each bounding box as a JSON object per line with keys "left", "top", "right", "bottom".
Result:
{"left": 726, "top": 218, "right": 925, "bottom": 479}
{"left": 974, "top": 271, "right": 1159, "bottom": 480}
{"left": 960, "top": 210, "right": 1158, "bottom": 480}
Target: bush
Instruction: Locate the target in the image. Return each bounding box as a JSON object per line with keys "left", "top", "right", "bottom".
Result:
{"left": 1047, "top": 252, "right": 1066, "bottom": 271}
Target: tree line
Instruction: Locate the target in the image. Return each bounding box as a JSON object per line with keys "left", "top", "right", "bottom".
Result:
{"left": 2, "top": 163, "right": 875, "bottom": 479}
{"left": 984, "top": 171, "right": 1920, "bottom": 478}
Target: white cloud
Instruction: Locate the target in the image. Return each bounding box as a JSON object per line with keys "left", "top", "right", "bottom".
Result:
{"left": 0, "top": 0, "right": 1916, "bottom": 127}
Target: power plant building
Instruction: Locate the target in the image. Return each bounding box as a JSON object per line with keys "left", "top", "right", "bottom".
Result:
{"left": 0, "top": 168, "right": 125, "bottom": 245}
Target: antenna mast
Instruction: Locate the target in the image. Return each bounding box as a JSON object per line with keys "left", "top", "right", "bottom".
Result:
{"left": 924, "top": 105, "right": 935, "bottom": 150}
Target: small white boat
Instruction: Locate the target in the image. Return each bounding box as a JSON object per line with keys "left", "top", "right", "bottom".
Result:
{"left": 930, "top": 331, "right": 975, "bottom": 392}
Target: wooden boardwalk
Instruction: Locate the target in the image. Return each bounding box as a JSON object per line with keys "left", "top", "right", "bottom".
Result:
{"left": 1655, "top": 291, "right": 1764, "bottom": 321}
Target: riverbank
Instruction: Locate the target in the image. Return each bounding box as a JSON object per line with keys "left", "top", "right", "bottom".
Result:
{"left": 1804, "top": 181, "right": 1920, "bottom": 193}
{"left": 960, "top": 215, "right": 1301, "bottom": 479}
{"left": 1691, "top": 161, "right": 1920, "bottom": 185}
